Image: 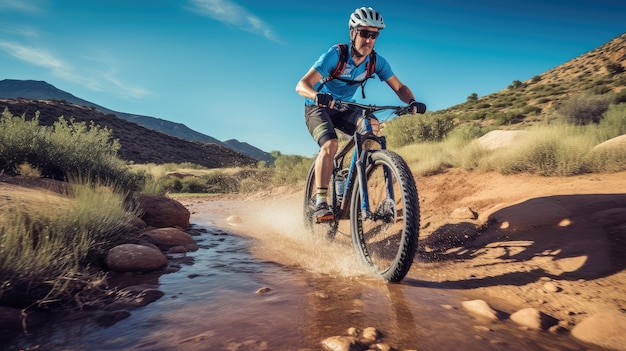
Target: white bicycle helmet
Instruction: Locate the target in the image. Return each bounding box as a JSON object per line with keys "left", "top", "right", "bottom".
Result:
{"left": 348, "top": 7, "right": 386, "bottom": 29}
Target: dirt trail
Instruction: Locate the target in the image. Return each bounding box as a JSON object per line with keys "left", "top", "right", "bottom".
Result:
{"left": 181, "top": 169, "right": 626, "bottom": 328}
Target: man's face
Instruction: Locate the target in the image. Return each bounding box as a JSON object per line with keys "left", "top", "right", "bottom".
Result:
{"left": 351, "top": 26, "right": 379, "bottom": 56}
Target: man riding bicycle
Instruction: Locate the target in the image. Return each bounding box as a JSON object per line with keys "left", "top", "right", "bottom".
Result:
{"left": 295, "top": 6, "right": 427, "bottom": 223}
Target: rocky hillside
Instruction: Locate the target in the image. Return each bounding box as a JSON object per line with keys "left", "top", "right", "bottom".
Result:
{"left": 0, "top": 98, "right": 257, "bottom": 168}
{"left": 439, "top": 32, "right": 626, "bottom": 123}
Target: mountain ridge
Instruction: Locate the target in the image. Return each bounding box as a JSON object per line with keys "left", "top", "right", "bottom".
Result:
{"left": 0, "top": 79, "right": 274, "bottom": 162}
{"left": 0, "top": 98, "right": 258, "bottom": 168}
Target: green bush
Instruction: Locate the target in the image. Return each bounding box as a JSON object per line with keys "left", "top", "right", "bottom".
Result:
{"left": 446, "top": 122, "right": 488, "bottom": 142}
{"left": 556, "top": 94, "right": 612, "bottom": 125}
{"left": 0, "top": 110, "right": 140, "bottom": 190}
{"left": 271, "top": 153, "right": 311, "bottom": 185}
{"left": 384, "top": 113, "right": 455, "bottom": 148}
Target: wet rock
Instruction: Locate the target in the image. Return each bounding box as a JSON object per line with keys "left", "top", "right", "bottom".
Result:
{"left": 143, "top": 227, "right": 196, "bottom": 249}
{"left": 105, "top": 244, "right": 167, "bottom": 272}
{"left": 314, "top": 291, "right": 330, "bottom": 299}
{"left": 510, "top": 308, "right": 558, "bottom": 330}
{"left": 321, "top": 335, "right": 363, "bottom": 351}
{"left": 370, "top": 343, "right": 392, "bottom": 351}
{"left": 106, "top": 286, "right": 165, "bottom": 311}
{"left": 571, "top": 311, "right": 626, "bottom": 351}
{"left": 360, "top": 327, "right": 380, "bottom": 344}
{"left": 256, "top": 287, "right": 271, "bottom": 294}
{"left": 461, "top": 300, "right": 500, "bottom": 321}
{"left": 94, "top": 310, "right": 131, "bottom": 327}
{"left": 168, "top": 245, "right": 188, "bottom": 254}
{"left": 137, "top": 194, "right": 190, "bottom": 229}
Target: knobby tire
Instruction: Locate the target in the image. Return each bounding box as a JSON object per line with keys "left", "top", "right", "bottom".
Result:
{"left": 349, "top": 150, "right": 420, "bottom": 282}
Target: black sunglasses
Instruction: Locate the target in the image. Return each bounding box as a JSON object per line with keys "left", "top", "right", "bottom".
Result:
{"left": 357, "top": 29, "right": 379, "bottom": 39}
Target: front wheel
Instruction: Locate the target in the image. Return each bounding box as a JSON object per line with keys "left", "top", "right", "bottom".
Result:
{"left": 350, "top": 150, "right": 420, "bottom": 282}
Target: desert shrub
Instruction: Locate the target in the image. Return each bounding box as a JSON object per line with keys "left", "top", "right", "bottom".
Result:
{"left": 0, "top": 179, "right": 141, "bottom": 308}
{"left": 202, "top": 172, "right": 241, "bottom": 193}
{"left": 446, "top": 122, "right": 488, "bottom": 142}
{"left": 591, "top": 103, "right": 626, "bottom": 141}
{"left": 0, "top": 110, "right": 140, "bottom": 191}
{"left": 590, "top": 85, "right": 611, "bottom": 95}
{"left": 271, "top": 153, "right": 311, "bottom": 185}
{"left": 179, "top": 176, "right": 211, "bottom": 193}
{"left": 481, "top": 124, "right": 594, "bottom": 176}
{"left": 613, "top": 90, "right": 626, "bottom": 104}
{"left": 606, "top": 62, "right": 625, "bottom": 76}
{"left": 537, "top": 97, "right": 551, "bottom": 104}
{"left": 556, "top": 94, "right": 612, "bottom": 125}
{"left": 384, "top": 113, "right": 455, "bottom": 148}
{"left": 467, "top": 93, "right": 478, "bottom": 102}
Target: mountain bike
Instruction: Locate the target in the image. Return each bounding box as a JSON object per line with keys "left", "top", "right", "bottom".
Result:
{"left": 303, "top": 101, "right": 420, "bottom": 282}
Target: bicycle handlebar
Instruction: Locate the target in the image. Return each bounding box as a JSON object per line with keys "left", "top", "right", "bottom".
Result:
{"left": 333, "top": 100, "right": 413, "bottom": 116}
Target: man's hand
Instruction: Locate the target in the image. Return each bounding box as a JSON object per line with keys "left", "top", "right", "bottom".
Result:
{"left": 408, "top": 99, "right": 427, "bottom": 114}
{"left": 315, "top": 93, "right": 334, "bottom": 108}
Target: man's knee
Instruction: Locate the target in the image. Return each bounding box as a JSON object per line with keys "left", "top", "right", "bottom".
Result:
{"left": 320, "top": 139, "right": 338, "bottom": 156}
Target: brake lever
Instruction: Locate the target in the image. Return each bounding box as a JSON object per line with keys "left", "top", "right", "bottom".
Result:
{"left": 333, "top": 100, "right": 349, "bottom": 112}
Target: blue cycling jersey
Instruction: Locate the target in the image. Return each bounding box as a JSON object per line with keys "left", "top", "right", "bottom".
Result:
{"left": 305, "top": 44, "right": 394, "bottom": 105}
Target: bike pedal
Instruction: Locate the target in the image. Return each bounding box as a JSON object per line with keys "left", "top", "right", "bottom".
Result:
{"left": 315, "top": 215, "right": 334, "bottom": 223}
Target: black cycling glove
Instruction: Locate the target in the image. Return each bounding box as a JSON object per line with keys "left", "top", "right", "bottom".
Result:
{"left": 409, "top": 99, "right": 427, "bottom": 114}
{"left": 315, "top": 93, "right": 334, "bottom": 107}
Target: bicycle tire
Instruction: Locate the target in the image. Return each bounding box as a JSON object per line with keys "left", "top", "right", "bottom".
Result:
{"left": 350, "top": 150, "right": 420, "bottom": 282}
{"left": 303, "top": 160, "right": 338, "bottom": 240}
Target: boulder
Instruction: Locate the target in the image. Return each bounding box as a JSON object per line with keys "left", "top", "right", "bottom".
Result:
{"left": 142, "top": 227, "right": 197, "bottom": 250}
{"left": 105, "top": 244, "right": 168, "bottom": 272}
{"left": 136, "top": 194, "right": 190, "bottom": 229}
{"left": 510, "top": 307, "right": 558, "bottom": 330}
{"left": 475, "top": 130, "right": 526, "bottom": 151}
{"left": 571, "top": 312, "right": 626, "bottom": 351}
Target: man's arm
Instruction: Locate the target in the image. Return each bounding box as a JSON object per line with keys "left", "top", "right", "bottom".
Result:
{"left": 385, "top": 75, "right": 415, "bottom": 104}
{"left": 296, "top": 68, "right": 323, "bottom": 100}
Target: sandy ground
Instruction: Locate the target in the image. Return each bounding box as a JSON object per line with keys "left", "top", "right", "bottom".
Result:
{"left": 182, "top": 168, "right": 626, "bottom": 330}
{"left": 409, "top": 169, "right": 626, "bottom": 328}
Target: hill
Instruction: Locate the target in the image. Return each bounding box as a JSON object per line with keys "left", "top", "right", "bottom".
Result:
{"left": 437, "top": 32, "right": 626, "bottom": 124}
{"left": 0, "top": 79, "right": 274, "bottom": 162}
{"left": 0, "top": 98, "right": 257, "bottom": 168}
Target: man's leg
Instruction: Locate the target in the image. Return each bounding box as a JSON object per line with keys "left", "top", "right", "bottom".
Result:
{"left": 314, "top": 138, "right": 338, "bottom": 222}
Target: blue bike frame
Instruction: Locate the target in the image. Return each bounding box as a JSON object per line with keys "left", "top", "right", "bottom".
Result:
{"left": 334, "top": 109, "right": 395, "bottom": 221}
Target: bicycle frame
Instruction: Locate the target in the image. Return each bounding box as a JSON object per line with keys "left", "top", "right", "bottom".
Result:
{"left": 331, "top": 103, "right": 403, "bottom": 221}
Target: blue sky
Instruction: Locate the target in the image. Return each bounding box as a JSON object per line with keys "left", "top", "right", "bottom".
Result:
{"left": 1, "top": 0, "right": 624, "bottom": 157}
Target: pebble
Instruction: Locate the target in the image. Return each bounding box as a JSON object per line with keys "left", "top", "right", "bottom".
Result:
{"left": 461, "top": 300, "right": 500, "bottom": 321}
{"left": 542, "top": 281, "right": 561, "bottom": 293}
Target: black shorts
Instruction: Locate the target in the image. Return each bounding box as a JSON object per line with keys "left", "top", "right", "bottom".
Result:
{"left": 305, "top": 105, "right": 362, "bottom": 146}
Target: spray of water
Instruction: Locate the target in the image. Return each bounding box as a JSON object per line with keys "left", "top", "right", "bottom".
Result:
{"left": 200, "top": 194, "right": 377, "bottom": 280}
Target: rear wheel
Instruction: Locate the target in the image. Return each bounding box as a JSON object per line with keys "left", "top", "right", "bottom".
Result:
{"left": 303, "top": 161, "right": 338, "bottom": 240}
{"left": 350, "top": 150, "right": 420, "bottom": 282}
